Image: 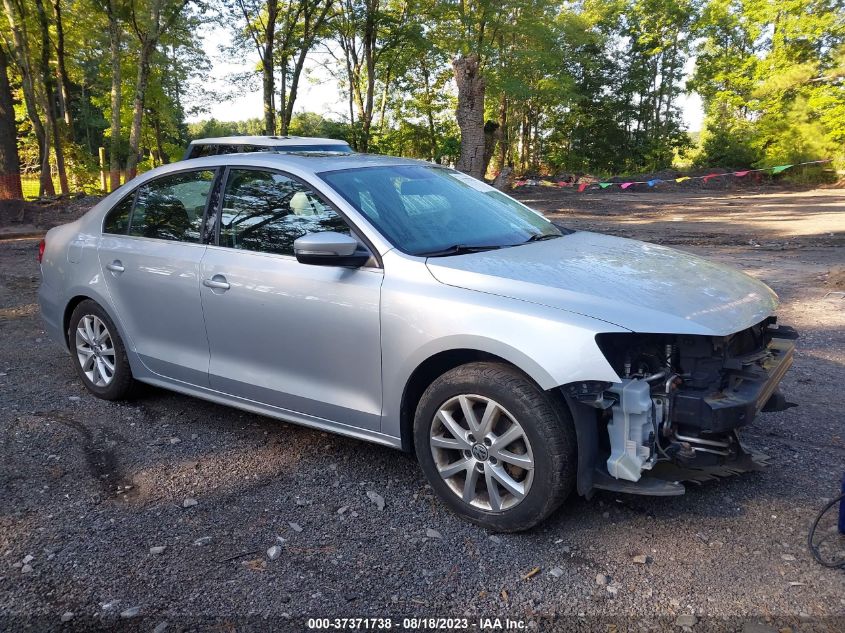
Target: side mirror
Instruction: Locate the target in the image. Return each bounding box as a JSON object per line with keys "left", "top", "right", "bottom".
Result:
{"left": 293, "top": 232, "right": 371, "bottom": 267}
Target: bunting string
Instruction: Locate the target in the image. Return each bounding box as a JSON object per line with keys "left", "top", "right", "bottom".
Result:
{"left": 511, "top": 159, "right": 832, "bottom": 191}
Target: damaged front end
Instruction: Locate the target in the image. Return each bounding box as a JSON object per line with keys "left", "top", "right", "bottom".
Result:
{"left": 564, "top": 318, "right": 798, "bottom": 497}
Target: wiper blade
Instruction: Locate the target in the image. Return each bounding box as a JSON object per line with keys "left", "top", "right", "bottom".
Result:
{"left": 418, "top": 244, "right": 506, "bottom": 257}
{"left": 523, "top": 232, "right": 562, "bottom": 243}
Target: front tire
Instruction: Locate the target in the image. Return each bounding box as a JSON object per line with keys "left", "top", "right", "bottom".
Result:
{"left": 414, "top": 362, "right": 576, "bottom": 532}
{"left": 68, "top": 300, "right": 136, "bottom": 400}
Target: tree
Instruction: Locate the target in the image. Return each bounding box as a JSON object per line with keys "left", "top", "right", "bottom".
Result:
{"left": 34, "top": 0, "right": 69, "bottom": 194}
{"left": 125, "top": 0, "right": 189, "bottom": 179}
{"left": 2, "top": 0, "right": 54, "bottom": 195}
{"left": 433, "top": 0, "right": 511, "bottom": 178}
{"left": 276, "top": 0, "right": 334, "bottom": 135}
{"left": 232, "top": 0, "right": 279, "bottom": 134}
{"left": 692, "top": 0, "right": 845, "bottom": 169}
{"left": 0, "top": 44, "right": 22, "bottom": 199}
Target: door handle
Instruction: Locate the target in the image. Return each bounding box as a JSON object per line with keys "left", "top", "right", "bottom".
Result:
{"left": 106, "top": 260, "right": 125, "bottom": 273}
{"left": 203, "top": 276, "right": 230, "bottom": 291}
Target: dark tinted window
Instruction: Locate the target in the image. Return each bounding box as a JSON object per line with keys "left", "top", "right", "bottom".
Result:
{"left": 219, "top": 169, "right": 349, "bottom": 256}
{"left": 274, "top": 144, "right": 353, "bottom": 153}
{"left": 188, "top": 144, "right": 219, "bottom": 159}
{"left": 103, "top": 192, "right": 135, "bottom": 234}
{"left": 129, "top": 170, "right": 215, "bottom": 242}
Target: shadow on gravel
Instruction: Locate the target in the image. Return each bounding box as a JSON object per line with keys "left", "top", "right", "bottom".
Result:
{"left": 29, "top": 410, "right": 136, "bottom": 499}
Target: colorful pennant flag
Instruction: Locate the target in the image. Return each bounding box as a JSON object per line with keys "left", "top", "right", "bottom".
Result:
{"left": 513, "top": 159, "right": 830, "bottom": 192}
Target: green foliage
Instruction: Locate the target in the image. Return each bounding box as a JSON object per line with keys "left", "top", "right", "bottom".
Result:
{"left": 692, "top": 0, "right": 845, "bottom": 173}
{"left": 4, "top": 0, "right": 842, "bottom": 191}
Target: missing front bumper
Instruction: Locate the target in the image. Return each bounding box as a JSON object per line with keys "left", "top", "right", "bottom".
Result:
{"left": 672, "top": 338, "right": 795, "bottom": 433}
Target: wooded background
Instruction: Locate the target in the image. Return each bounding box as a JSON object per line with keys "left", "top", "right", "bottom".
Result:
{"left": 1, "top": 0, "right": 843, "bottom": 199}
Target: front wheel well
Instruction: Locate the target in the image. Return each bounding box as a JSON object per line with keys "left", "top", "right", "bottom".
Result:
{"left": 399, "top": 350, "right": 567, "bottom": 453}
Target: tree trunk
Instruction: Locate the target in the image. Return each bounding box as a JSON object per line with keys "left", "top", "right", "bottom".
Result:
{"left": 0, "top": 46, "right": 22, "bottom": 199}
{"left": 482, "top": 120, "right": 498, "bottom": 177}
{"left": 283, "top": 49, "right": 307, "bottom": 134}
{"left": 496, "top": 93, "right": 508, "bottom": 171}
{"left": 34, "top": 0, "right": 69, "bottom": 194}
{"left": 3, "top": 0, "right": 53, "bottom": 196}
{"left": 126, "top": 39, "right": 153, "bottom": 179}
{"left": 152, "top": 112, "right": 168, "bottom": 165}
{"left": 52, "top": 0, "right": 73, "bottom": 132}
{"left": 107, "top": 6, "right": 122, "bottom": 190}
{"left": 262, "top": 0, "right": 278, "bottom": 135}
{"left": 421, "top": 60, "right": 436, "bottom": 162}
{"left": 278, "top": 59, "right": 288, "bottom": 134}
{"left": 359, "top": 0, "right": 378, "bottom": 154}
{"left": 452, "top": 53, "right": 486, "bottom": 179}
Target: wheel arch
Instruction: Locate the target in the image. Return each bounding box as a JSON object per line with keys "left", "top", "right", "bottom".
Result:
{"left": 62, "top": 292, "right": 128, "bottom": 352}
{"left": 398, "top": 347, "right": 570, "bottom": 454}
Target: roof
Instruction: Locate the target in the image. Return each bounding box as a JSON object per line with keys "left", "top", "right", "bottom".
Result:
{"left": 188, "top": 135, "right": 350, "bottom": 147}
{"left": 157, "top": 151, "right": 432, "bottom": 179}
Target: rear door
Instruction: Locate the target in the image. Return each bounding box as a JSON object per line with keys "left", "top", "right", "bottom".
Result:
{"left": 98, "top": 168, "right": 218, "bottom": 385}
{"left": 199, "top": 167, "right": 384, "bottom": 431}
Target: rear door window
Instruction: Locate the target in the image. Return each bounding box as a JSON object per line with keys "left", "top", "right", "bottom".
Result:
{"left": 128, "top": 170, "right": 216, "bottom": 242}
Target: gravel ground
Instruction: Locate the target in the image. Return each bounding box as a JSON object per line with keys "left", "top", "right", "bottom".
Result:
{"left": 1, "top": 188, "right": 844, "bottom": 632}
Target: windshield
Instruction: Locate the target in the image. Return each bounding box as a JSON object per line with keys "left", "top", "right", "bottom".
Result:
{"left": 319, "top": 165, "right": 560, "bottom": 256}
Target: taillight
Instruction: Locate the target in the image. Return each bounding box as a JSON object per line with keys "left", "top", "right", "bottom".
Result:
{"left": 37, "top": 238, "right": 45, "bottom": 263}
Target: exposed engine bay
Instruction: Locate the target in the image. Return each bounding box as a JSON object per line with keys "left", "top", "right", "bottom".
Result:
{"left": 563, "top": 318, "right": 798, "bottom": 494}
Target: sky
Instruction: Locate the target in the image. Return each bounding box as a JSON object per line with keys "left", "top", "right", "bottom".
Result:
{"left": 191, "top": 25, "right": 705, "bottom": 132}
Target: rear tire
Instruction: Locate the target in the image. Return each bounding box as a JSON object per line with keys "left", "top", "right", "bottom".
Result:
{"left": 68, "top": 300, "right": 137, "bottom": 400}
{"left": 414, "top": 362, "right": 576, "bottom": 532}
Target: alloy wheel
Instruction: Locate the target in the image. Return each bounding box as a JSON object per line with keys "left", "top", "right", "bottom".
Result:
{"left": 429, "top": 394, "right": 535, "bottom": 512}
{"left": 75, "top": 315, "right": 116, "bottom": 387}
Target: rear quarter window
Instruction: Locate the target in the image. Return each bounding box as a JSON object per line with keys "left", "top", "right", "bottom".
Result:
{"left": 102, "top": 193, "right": 135, "bottom": 234}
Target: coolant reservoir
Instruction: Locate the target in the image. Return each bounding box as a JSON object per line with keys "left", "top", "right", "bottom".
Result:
{"left": 606, "top": 379, "right": 655, "bottom": 482}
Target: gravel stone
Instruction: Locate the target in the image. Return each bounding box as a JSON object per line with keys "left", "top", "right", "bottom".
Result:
{"left": 675, "top": 614, "right": 698, "bottom": 627}
{"left": 267, "top": 545, "right": 282, "bottom": 560}
{"left": 120, "top": 606, "right": 141, "bottom": 619}
{"left": 425, "top": 528, "right": 442, "bottom": 539}
{"left": 288, "top": 522, "right": 303, "bottom": 533}
{"left": 149, "top": 546, "right": 166, "bottom": 555}
{"left": 181, "top": 498, "right": 198, "bottom": 508}
{"left": 60, "top": 612, "right": 74, "bottom": 622}
{"left": 193, "top": 536, "right": 212, "bottom": 546}
{"left": 596, "top": 573, "right": 609, "bottom": 586}
{"left": 366, "top": 490, "right": 385, "bottom": 510}
{"left": 548, "top": 567, "right": 564, "bottom": 578}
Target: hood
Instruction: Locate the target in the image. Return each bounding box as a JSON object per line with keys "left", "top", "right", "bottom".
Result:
{"left": 425, "top": 232, "right": 778, "bottom": 336}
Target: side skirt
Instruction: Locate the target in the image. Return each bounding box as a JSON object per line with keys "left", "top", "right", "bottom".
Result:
{"left": 135, "top": 375, "right": 402, "bottom": 450}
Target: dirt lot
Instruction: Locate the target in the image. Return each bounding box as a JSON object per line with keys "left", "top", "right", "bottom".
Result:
{"left": 1, "top": 187, "right": 844, "bottom": 631}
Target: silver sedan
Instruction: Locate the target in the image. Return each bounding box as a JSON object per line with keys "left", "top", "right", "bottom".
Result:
{"left": 37, "top": 153, "right": 796, "bottom": 531}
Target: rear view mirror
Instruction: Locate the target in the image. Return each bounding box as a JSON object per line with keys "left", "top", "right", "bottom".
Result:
{"left": 293, "top": 232, "right": 371, "bottom": 267}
